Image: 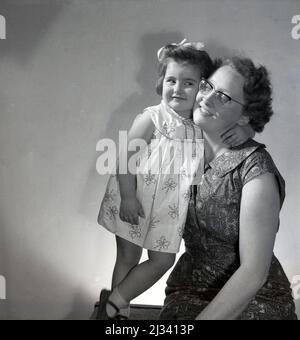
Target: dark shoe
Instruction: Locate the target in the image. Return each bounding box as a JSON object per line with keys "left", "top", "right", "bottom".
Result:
{"left": 96, "top": 289, "right": 111, "bottom": 320}
{"left": 96, "top": 289, "right": 129, "bottom": 320}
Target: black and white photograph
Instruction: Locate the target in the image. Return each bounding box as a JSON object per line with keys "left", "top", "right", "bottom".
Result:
{"left": 0, "top": 0, "right": 299, "bottom": 322}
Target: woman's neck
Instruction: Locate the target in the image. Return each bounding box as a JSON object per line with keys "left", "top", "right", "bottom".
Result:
{"left": 203, "top": 131, "right": 230, "bottom": 164}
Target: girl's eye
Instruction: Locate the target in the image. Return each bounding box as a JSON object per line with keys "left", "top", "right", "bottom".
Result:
{"left": 185, "top": 81, "right": 195, "bottom": 86}
{"left": 166, "top": 79, "right": 176, "bottom": 84}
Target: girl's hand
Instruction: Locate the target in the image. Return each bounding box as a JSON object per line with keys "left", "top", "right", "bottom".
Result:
{"left": 119, "top": 197, "right": 145, "bottom": 225}
{"left": 221, "top": 124, "right": 255, "bottom": 147}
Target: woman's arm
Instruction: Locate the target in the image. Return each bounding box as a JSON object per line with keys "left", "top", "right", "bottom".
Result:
{"left": 118, "top": 110, "right": 155, "bottom": 225}
{"left": 196, "top": 172, "right": 280, "bottom": 320}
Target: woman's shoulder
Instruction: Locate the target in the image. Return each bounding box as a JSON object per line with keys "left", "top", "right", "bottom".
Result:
{"left": 238, "top": 140, "right": 285, "bottom": 207}
{"left": 212, "top": 139, "right": 271, "bottom": 177}
{"left": 212, "top": 139, "right": 285, "bottom": 203}
{"left": 242, "top": 140, "right": 274, "bottom": 165}
{"left": 240, "top": 140, "right": 279, "bottom": 178}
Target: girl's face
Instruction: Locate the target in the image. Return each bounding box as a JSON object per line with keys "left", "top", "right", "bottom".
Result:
{"left": 162, "top": 60, "right": 201, "bottom": 119}
{"left": 194, "top": 65, "right": 247, "bottom": 133}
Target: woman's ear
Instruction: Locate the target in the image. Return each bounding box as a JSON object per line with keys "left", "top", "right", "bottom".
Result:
{"left": 237, "top": 115, "right": 250, "bottom": 126}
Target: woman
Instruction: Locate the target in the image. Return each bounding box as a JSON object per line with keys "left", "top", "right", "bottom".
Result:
{"left": 159, "top": 57, "right": 297, "bottom": 320}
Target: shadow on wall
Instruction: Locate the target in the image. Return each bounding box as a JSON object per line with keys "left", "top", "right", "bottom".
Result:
{"left": 0, "top": 0, "right": 67, "bottom": 64}
{"left": 0, "top": 200, "right": 97, "bottom": 319}
{"left": 4, "top": 241, "right": 95, "bottom": 320}
{"left": 63, "top": 289, "right": 95, "bottom": 320}
{"left": 76, "top": 32, "right": 238, "bottom": 223}
{"left": 77, "top": 31, "right": 188, "bottom": 222}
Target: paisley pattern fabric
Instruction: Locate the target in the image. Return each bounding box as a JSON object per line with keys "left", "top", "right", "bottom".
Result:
{"left": 98, "top": 101, "right": 204, "bottom": 253}
{"left": 159, "top": 140, "right": 297, "bottom": 320}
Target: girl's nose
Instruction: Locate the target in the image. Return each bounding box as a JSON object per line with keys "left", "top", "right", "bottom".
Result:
{"left": 174, "top": 82, "right": 183, "bottom": 94}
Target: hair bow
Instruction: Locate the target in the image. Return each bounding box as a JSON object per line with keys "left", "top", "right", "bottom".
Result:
{"left": 157, "top": 38, "right": 205, "bottom": 62}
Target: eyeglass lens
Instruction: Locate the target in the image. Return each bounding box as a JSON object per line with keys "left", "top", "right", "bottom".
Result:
{"left": 199, "top": 79, "right": 231, "bottom": 104}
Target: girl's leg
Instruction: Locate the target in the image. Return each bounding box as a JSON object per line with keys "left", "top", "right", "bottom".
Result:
{"left": 116, "top": 250, "right": 176, "bottom": 305}
{"left": 106, "top": 236, "right": 142, "bottom": 318}
{"left": 112, "top": 236, "right": 143, "bottom": 288}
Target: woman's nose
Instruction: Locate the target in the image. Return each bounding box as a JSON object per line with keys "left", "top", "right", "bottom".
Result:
{"left": 200, "top": 91, "right": 215, "bottom": 107}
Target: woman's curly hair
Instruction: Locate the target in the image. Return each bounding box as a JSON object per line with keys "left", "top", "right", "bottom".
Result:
{"left": 156, "top": 44, "right": 214, "bottom": 96}
{"left": 219, "top": 57, "right": 273, "bottom": 133}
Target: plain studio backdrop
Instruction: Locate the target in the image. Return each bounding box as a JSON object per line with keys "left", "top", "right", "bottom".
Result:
{"left": 0, "top": 0, "right": 299, "bottom": 320}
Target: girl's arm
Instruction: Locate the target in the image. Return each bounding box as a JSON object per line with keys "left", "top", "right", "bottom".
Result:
{"left": 221, "top": 124, "right": 255, "bottom": 147}
{"left": 118, "top": 110, "right": 155, "bottom": 225}
{"left": 196, "top": 172, "right": 280, "bottom": 320}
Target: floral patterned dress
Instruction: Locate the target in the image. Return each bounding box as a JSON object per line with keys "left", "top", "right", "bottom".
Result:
{"left": 98, "top": 101, "right": 204, "bottom": 253}
{"left": 159, "top": 140, "right": 297, "bottom": 319}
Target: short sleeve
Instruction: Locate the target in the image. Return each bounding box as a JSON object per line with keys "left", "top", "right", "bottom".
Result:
{"left": 240, "top": 149, "right": 286, "bottom": 208}
{"left": 142, "top": 104, "right": 160, "bottom": 124}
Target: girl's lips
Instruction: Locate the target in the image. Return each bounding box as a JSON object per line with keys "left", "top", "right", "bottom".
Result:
{"left": 172, "top": 96, "right": 185, "bottom": 100}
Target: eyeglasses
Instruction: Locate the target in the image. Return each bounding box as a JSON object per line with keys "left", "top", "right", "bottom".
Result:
{"left": 198, "top": 78, "right": 245, "bottom": 106}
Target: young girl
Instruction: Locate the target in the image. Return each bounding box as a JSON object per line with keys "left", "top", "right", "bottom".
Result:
{"left": 97, "top": 40, "right": 254, "bottom": 320}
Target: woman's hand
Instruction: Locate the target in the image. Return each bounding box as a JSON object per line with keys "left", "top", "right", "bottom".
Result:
{"left": 119, "top": 197, "right": 145, "bottom": 225}
{"left": 221, "top": 124, "right": 255, "bottom": 147}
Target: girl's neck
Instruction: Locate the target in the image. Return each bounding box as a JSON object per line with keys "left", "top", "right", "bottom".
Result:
{"left": 177, "top": 110, "right": 192, "bottom": 120}
{"left": 203, "top": 131, "right": 230, "bottom": 164}
{"left": 162, "top": 101, "right": 192, "bottom": 120}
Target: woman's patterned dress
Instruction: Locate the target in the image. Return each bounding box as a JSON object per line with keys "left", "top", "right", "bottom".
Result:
{"left": 160, "top": 140, "right": 297, "bottom": 319}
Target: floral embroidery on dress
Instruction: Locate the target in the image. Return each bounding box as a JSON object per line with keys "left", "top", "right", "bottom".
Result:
{"left": 162, "top": 121, "right": 176, "bottom": 138}
{"left": 144, "top": 172, "right": 157, "bottom": 186}
{"left": 162, "top": 178, "right": 177, "bottom": 193}
{"left": 178, "top": 225, "right": 184, "bottom": 237}
{"left": 153, "top": 236, "right": 170, "bottom": 251}
{"left": 183, "top": 189, "right": 191, "bottom": 202}
{"left": 106, "top": 206, "right": 118, "bottom": 220}
{"left": 168, "top": 204, "right": 179, "bottom": 219}
{"left": 103, "top": 189, "right": 116, "bottom": 203}
{"left": 128, "top": 224, "right": 142, "bottom": 239}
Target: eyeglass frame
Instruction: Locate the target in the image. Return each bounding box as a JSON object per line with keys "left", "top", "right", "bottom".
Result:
{"left": 198, "top": 78, "right": 245, "bottom": 107}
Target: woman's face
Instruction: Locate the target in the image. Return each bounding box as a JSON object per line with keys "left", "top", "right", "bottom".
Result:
{"left": 193, "top": 65, "right": 247, "bottom": 133}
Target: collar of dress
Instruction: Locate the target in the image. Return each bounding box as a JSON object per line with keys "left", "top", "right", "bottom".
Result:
{"left": 207, "top": 139, "right": 266, "bottom": 177}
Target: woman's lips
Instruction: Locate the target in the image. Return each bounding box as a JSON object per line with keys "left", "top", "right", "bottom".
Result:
{"left": 199, "top": 106, "right": 215, "bottom": 117}
{"left": 194, "top": 105, "right": 218, "bottom": 120}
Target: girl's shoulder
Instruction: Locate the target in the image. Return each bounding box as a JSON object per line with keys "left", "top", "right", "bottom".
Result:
{"left": 142, "top": 103, "right": 161, "bottom": 115}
